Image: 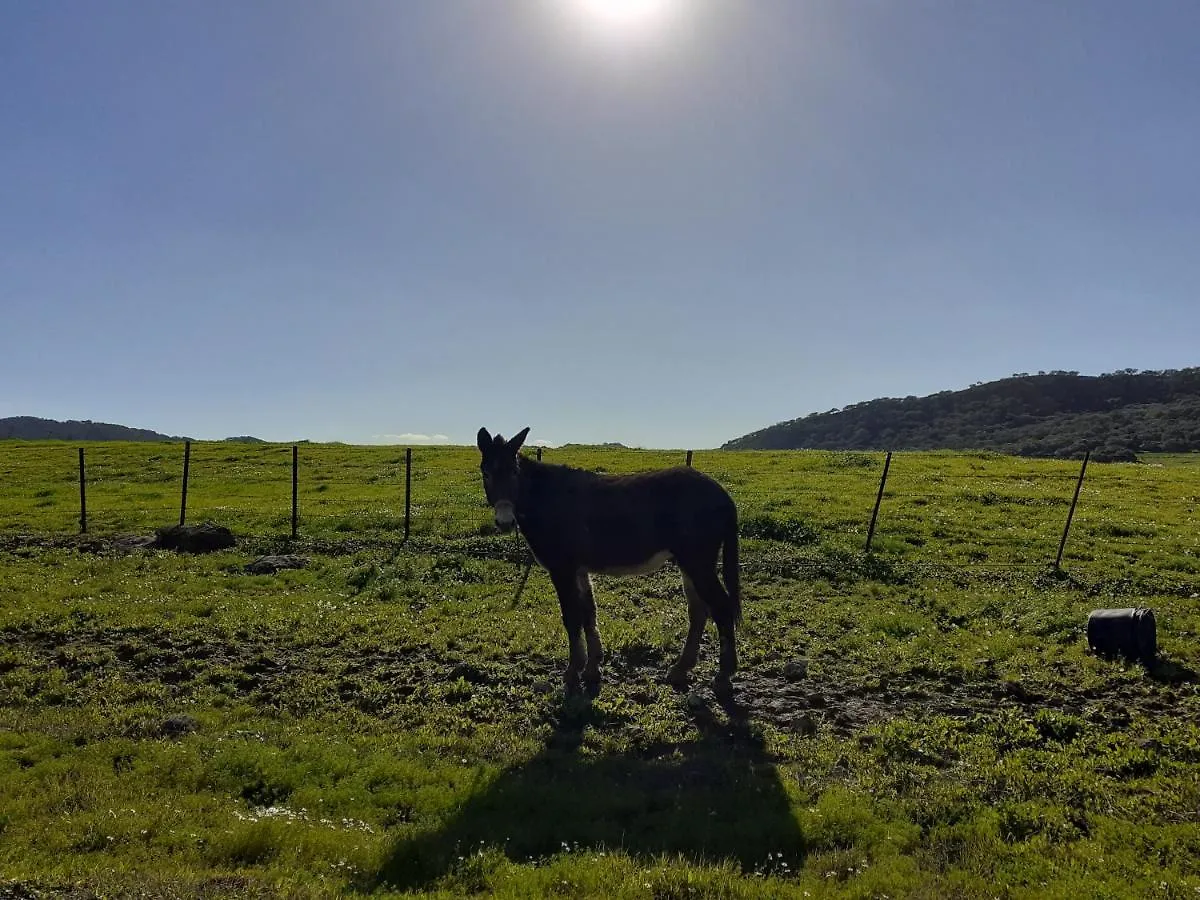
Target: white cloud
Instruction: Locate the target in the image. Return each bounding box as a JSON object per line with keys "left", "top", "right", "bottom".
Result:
{"left": 372, "top": 433, "right": 452, "bottom": 445}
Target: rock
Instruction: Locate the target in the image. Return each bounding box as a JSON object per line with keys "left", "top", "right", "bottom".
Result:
{"left": 245, "top": 555, "right": 309, "bottom": 575}
{"left": 114, "top": 534, "right": 157, "bottom": 551}
{"left": 783, "top": 659, "right": 808, "bottom": 682}
{"left": 807, "top": 692, "right": 827, "bottom": 708}
{"left": 153, "top": 522, "right": 236, "bottom": 554}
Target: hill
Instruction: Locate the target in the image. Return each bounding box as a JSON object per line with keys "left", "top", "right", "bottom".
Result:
{"left": 0, "top": 416, "right": 190, "bottom": 442}
{"left": 722, "top": 368, "right": 1200, "bottom": 462}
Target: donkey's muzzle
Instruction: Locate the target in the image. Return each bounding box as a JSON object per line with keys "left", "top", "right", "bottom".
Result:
{"left": 494, "top": 501, "right": 517, "bottom": 533}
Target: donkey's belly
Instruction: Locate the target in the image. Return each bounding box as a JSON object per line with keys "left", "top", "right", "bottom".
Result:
{"left": 590, "top": 550, "right": 672, "bottom": 577}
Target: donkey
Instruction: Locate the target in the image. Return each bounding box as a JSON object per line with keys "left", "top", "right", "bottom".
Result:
{"left": 477, "top": 426, "right": 742, "bottom": 697}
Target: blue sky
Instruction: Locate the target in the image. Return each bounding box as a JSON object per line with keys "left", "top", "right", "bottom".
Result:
{"left": 3, "top": 1, "right": 1198, "bottom": 448}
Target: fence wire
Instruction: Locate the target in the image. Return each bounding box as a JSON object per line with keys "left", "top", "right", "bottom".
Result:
{"left": 0, "top": 442, "right": 1197, "bottom": 575}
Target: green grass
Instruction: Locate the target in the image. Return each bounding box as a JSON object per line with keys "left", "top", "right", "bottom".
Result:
{"left": 1, "top": 442, "right": 1199, "bottom": 897}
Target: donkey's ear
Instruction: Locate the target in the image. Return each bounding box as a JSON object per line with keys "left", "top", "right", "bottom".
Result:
{"left": 507, "top": 427, "right": 531, "bottom": 454}
{"left": 477, "top": 427, "right": 492, "bottom": 454}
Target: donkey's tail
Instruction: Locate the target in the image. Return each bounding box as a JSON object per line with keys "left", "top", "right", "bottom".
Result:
{"left": 724, "top": 506, "right": 742, "bottom": 625}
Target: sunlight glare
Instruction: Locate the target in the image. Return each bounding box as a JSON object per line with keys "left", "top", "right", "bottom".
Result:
{"left": 564, "top": 0, "right": 684, "bottom": 43}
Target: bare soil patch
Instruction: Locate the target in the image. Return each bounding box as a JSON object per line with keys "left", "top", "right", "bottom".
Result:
{"left": 5, "top": 625, "right": 1194, "bottom": 739}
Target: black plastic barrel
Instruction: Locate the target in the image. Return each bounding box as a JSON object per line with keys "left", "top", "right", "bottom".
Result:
{"left": 1087, "top": 607, "right": 1157, "bottom": 663}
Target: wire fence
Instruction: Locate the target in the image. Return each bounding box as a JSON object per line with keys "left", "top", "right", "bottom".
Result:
{"left": 1, "top": 441, "right": 1197, "bottom": 576}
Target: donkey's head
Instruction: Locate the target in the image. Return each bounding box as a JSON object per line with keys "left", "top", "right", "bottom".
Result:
{"left": 477, "top": 426, "right": 530, "bottom": 533}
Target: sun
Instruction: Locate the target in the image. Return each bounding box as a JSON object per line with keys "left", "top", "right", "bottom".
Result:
{"left": 562, "top": 0, "right": 683, "bottom": 42}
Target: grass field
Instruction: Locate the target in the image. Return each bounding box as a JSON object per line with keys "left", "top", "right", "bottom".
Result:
{"left": 1, "top": 441, "right": 1199, "bottom": 898}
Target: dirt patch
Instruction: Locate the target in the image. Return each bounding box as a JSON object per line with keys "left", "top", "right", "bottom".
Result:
{"left": 579, "top": 643, "right": 1198, "bottom": 737}
{"left": 0, "top": 532, "right": 365, "bottom": 558}
{"left": 0, "top": 882, "right": 99, "bottom": 900}
{"left": 2, "top": 623, "right": 556, "bottom": 728}
{"left": 4, "top": 625, "right": 1195, "bottom": 739}
{"left": 729, "top": 670, "right": 1076, "bottom": 737}
{"left": 0, "top": 877, "right": 279, "bottom": 900}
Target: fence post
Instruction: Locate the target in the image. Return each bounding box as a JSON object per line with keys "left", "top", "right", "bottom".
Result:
{"left": 179, "top": 441, "right": 191, "bottom": 527}
{"left": 291, "top": 445, "right": 299, "bottom": 539}
{"left": 536, "top": 446, "right": 543, "bottom": 462}
{"left": 78, "top": 448, "right": 87, "bottom": 534}
{"left": 865, "top": 450, "right": 893, "bottom": 553}
{"left": 686, "top": 450, "right": 693, "bottom": 467}
{"left": 404, "top": 447, "right": 412, "bottom": 543}
{"left": 1055, "top": 450, "right": 1090, "bottom": 570}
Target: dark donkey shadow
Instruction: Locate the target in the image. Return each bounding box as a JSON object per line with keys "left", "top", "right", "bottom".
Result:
{"left": 370, "top": 698, "right": 805, "bottom": 892}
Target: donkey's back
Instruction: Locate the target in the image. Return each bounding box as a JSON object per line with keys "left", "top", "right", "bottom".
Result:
{"left": 526, "top": 462, "right": 736, "bottom": 568}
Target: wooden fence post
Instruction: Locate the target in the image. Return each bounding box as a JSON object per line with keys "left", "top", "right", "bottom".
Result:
{"left": 865, "top": 451, "right": 893, "bottom": 553}
{"left": 536, "top": 446, "right": 543, "bottom": 462}
{"left": 78, "top": 448, "right": 87, "bottom": 534}
{"left": 291, "top": 445, "right": 299, "bottom": 539}
{"left": 404, "top": 447, "right": 412, "bottom": 543}
{"left": 1055, "top": 451, "right": 1090, "bottom": 570}
{"left": 686, "top": 450, "right": 693, "bottom": 467}
{"left": 179, "top": 441, "right": 191, "bottom": 527}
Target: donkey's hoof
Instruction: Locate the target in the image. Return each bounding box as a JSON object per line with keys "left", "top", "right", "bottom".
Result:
{"left": 563, "top": 675, "right": 584, "bottom": 699}
{"left": 711, "top": 674, "right": 735, "bottom": 697}
{"left": 666, "top": 666, "right": 691, "bottom": 690}
{"left": 582, "top": 673, "right": 602, "bottom": 699}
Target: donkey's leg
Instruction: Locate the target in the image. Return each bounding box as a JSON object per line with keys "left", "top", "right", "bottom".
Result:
{"left": 577, "top": 571, "right": 604, "bottom": 691}
{"left": 690, "top": 566, "right": 738, "bottom": 694}
{"left": 550, "top": 569, "right": 587, "bottom": 696}
{"left": 667, "top": 572, "right": 708, "bottom": 688}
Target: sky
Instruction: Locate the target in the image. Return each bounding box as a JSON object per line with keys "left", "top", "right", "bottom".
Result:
{"left": 3, "top": 1, "right": 1199, "bottom": 449}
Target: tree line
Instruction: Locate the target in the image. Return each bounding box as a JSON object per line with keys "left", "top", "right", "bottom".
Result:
{"left": 722, "top": 369, "right": 1200, "bottom": 462}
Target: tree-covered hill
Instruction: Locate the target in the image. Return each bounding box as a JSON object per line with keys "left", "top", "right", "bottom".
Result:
{"left": 0, "top": 416, "right": 189, "bottom": 442}
{"left": 723, "top": 369, "right": 1200, "bottom": 462}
